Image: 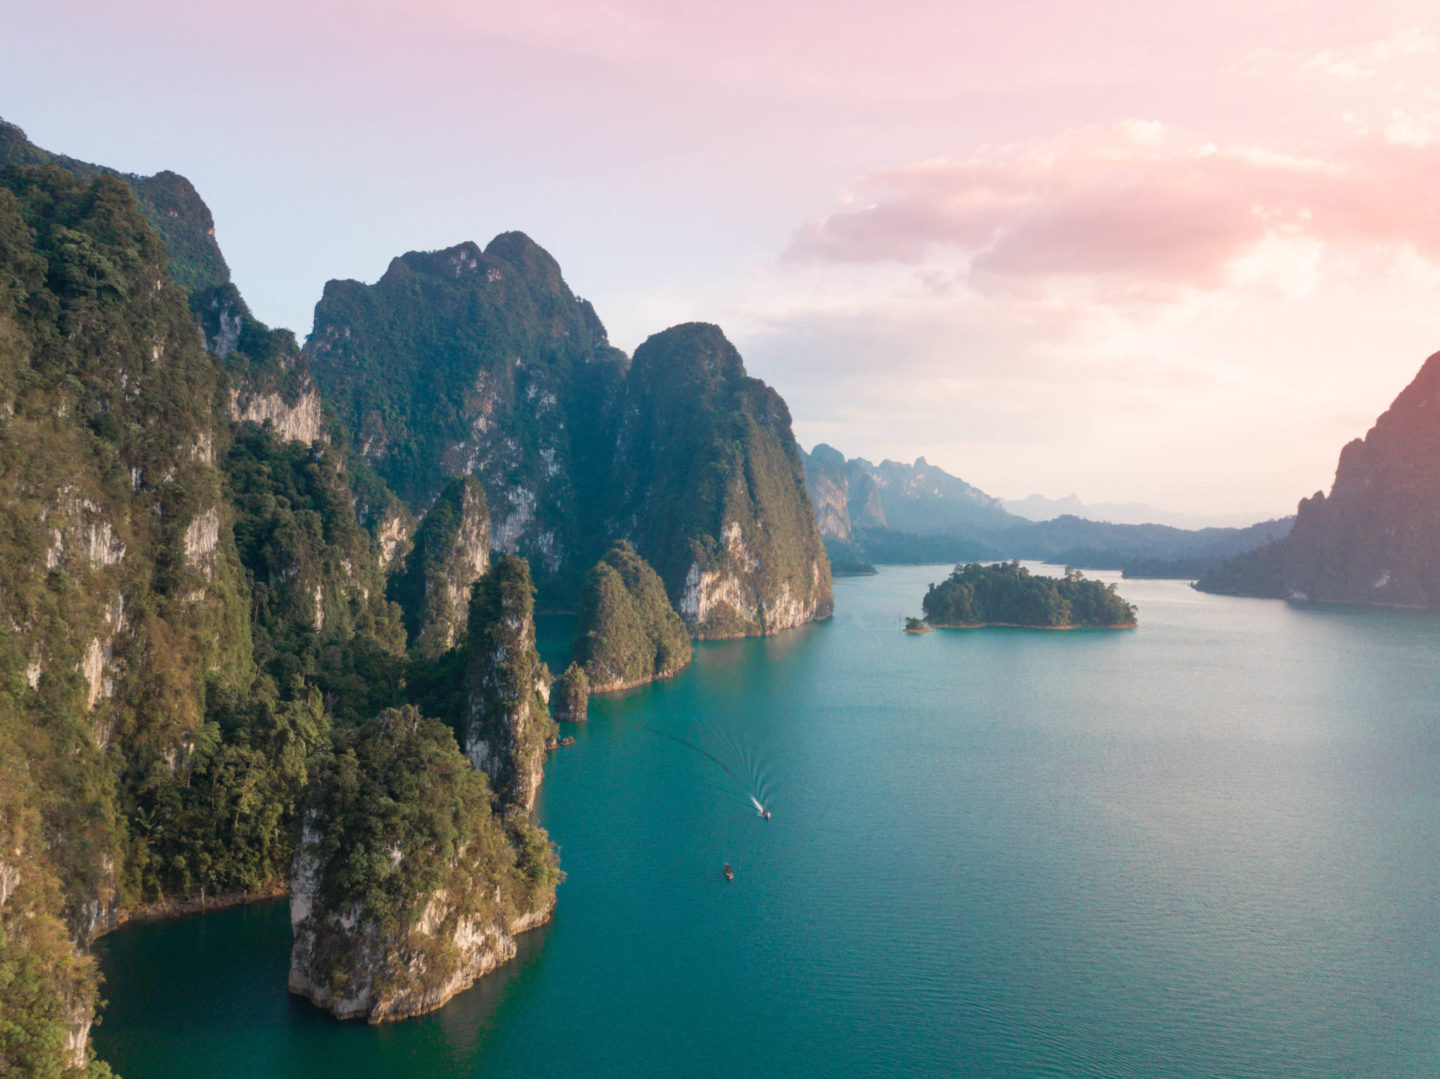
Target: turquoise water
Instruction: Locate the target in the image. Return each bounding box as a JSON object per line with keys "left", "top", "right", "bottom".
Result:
{"left": 95, "top": 567, "right": 1440, "bottom": 1077}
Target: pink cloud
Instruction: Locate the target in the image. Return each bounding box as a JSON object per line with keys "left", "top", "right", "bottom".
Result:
{"left": 788, "top": 122, "right": 1440, "bottom": 298}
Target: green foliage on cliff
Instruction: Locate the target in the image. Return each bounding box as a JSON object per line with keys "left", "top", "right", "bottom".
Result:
{"left": 462, "top": 556, "right": 556, "bottom": 808}
{"left": 303, "top": 242, "right": 832, "bottom": 632}
{"left": 619, "top": 323, "right": 833, "bottom": 637}
{"left": 305, "top": 235, "right": 628, "bottom": 598}
{"left": 553, "top": 662, "right": 588, "bottom": 722}
{"left": 573, "top": 541, "right": 691, "bottom": 690}
{"left": 299, "top": 706, "right": 557, "bottom": 997}
{"left": 0, "top": 118, "right": 230, "bottom": 295}
{"left": 0, "top": 130, "right": 567, "bottom": 1056}
{"left": 225, "top": 427, "right": 407, "bottom": 714}
{"left": 0, "top": 159, "right": 255, "bottom": 1076}
{"left": 389, "top": 476, "right": 489, "bottom": 658}
{"left": 308, "top": 706, "right": 545, "bottom": 930}
{"left": 922, "top": 562, "right": 1137, "bottom": 628}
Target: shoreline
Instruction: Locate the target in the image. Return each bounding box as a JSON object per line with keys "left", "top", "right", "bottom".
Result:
{"left": 926, "top": 620, "right": 1138, "bottom": 631}
{"left": 99, "top": 881, "right": 289, "bottom": 938}
{"left": 587, "top": 663, "right": 690, "bottom": 696}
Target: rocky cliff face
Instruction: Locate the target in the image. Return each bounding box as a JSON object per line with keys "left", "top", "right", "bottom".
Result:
{"left": 800, "top": 443, "right": 853, "bottom": 540}
{"left": 0, "top": 161, "right": 255, "bottom": 1071}
{"left": 303, "top": 240, "right": 833, "bottom": 638}
{"left": 390, "top": 476, "right": 491, "bottom": 657}
{"left": 461, "top": 556, "right": 555, "bottom": 811}
{"left": 616, "top": 324, "right": 834, "bottom": 638}
{"left": 305, "top": 235, "right": 629, "bottom": 596}
{"left": 1199, "top": 352, "right": 1440, "bottom": 606}
{"left": 287, "top": 707, "right": 558, "bottom": 1024}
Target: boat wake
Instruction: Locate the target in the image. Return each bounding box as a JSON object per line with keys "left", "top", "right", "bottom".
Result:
{"left": 619, "top": 717, "right": 771, "bottom": 819}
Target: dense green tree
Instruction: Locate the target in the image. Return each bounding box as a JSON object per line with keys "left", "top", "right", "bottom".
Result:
{"left": 572, "top": 541, "right": 691, "bottom": 690}
{"left": 922, "top": 562, "right": 1137, "bottom": 628}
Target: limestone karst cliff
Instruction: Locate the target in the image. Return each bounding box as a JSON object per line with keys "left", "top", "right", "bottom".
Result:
{"left": 460, "top": 556, "right": 556, "bottom": 812}
{"left": 0, "top": 117, "right": 837, "bottom": 1072}
{"left": 1198, "top": 351, "right": 1440, "bottom": 606}
{"left": 287, "top": 706, "right": 558, "bottom": 1024}
{"left": 390, "top": 476, "right": 491, "bottom": 657}
{"left": 304, "top": 242, "right": 833, "bottom": 638}
{"left": 617, "top": 323, "right": 834, "bottom": 638}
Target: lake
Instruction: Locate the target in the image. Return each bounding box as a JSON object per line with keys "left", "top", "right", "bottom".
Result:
{"left": 95, "top": 566, "right": 1440, "bottom": 1077}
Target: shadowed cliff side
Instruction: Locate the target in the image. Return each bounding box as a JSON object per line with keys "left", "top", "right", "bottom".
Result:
{"left": 617, "top": 324, "right": 834, "bottom": 638}
{"left": 1198, "top": 351, "right": 1440, "bottom": 606}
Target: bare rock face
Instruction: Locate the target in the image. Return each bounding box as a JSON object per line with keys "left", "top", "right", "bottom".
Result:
{"left": 228, "top": 384, "right": 325, "bottom": 445}
{"left": 461, "top": 556, "right": 556, "bottom": 811}
{"left": 800, "top": 443, "right": 853, "bottom": 541}
{"left": 390, "top": 476, "right": 491, "bottom": 657}
{"left": 1199, "top": 351, "right": 1440, "bottom": 606}
{"left": 287, "top": 708, "right": 559, "bottom": 1023}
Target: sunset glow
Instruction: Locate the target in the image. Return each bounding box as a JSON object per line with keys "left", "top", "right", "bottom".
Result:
{"left": 7, "top": 0, "right": 1439, "bottom": 516}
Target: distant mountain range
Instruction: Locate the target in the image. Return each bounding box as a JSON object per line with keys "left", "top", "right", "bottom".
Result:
{"left": 1199, "top": 351, "right": 1440, "bottom": 607}
{"left": 800, "top": 444, "right": 1293, "bottom": 576}
{"left": 1002, "top": 493, "right": 1276, "bottom": 530}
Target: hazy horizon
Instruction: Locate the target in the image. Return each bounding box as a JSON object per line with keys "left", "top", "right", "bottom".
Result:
{"left": 6, "top": 0, "right": 1437, "bottom": 518}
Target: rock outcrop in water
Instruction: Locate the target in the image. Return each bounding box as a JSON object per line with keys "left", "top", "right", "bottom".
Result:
{"left": 552, "top": 662, "right": 589, "bottom": 722}
{"left": 287, "top": 706, "right": 558, "bottom": 1023}
{"left": 572, "top": 541, "right": 692, "bottom": 691}
{"left": 1198, "top": 351, "right": 1440, "bottom": 606}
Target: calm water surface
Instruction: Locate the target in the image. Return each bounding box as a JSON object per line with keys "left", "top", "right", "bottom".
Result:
{"left": 95, "top": 567, "right": 1440, "bottom": 1077}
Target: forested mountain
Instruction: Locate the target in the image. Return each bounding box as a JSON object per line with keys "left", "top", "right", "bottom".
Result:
{"left": 0, "top": 117, "right": 836, "bottom": 1073}
{"left": 309, "top": 250, "right": 832, "bottom": 635}
{"left": 1198, "top": 352, "right": 1440, "bottom": 606}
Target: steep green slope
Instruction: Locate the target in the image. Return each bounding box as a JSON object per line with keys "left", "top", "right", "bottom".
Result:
{"left": 0, "top": 118, "right": 229, "bottom": 294}
{"left": 287, "top": 706, "right": 557, "bottom": 1023}
{"left": 0, "top": 162, "right": 253, "bottom": 1075}
{"left": 306, "top": 235, "right": 628, "bottom": 597}
{"left": 388, "top": 476, "right": 490, "bottom": 658}
{"left": 618, "top": 324, "right": 833, "bottom": 637}
{"left": 0, "top": 147, "right": 565, "bottom": 1068}
{"left": 572, "top": 541, "right": 691, "bottom": 691}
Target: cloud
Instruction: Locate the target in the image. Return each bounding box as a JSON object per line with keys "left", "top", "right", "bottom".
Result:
{"left": 787, "top": 121, "right": 1440, "bottom": 303}
{"left": 1303, "top": 25, "right": 1436, "bottom": 80}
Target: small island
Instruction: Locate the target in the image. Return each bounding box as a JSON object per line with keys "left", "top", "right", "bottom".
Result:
{"left": 922, "top": 562, "right": 1138, "bottom": 629}
{"left": 903, "top": 616, "right": 933, "bottom": 634}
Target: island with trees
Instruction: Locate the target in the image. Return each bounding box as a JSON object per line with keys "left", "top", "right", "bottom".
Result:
{"left": 921, "top": 562, "right": 1138, "bottom": 629}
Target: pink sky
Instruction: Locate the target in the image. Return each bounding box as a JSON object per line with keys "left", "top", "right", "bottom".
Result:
{"left": 6, "top": 0, "right": 1440, "bottom": 519}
